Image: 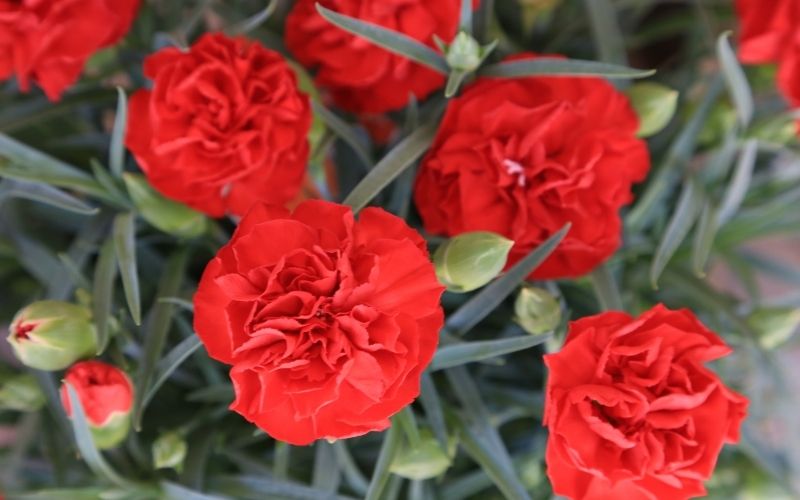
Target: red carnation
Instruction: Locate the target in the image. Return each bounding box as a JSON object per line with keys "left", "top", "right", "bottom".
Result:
{"left": 126, "top": 33, "right": 312, "bottom": 217}
{"left": 285, "top": 0, "right": 476, "bottom": 114}
{"left": 0, "top": 0, "right": 140, "bottom": 100}
{"left": 193, "top": 200, "right": 444, "bottom": 445}
{"left": 736, "top": 0, "right": 800, "bottom": 122}
{"left": 544, "top": 305, "right": 748, "bottom": 500}
{"left": 413, "top": 54, "right": 650, "bottom": 280}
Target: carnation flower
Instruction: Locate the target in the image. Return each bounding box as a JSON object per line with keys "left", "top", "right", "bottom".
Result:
{"left": 544, "top": 305, "right": 748, "bottom": 500}
{"left": 126, "top": 33, "right": 312, "bottom": 217}
{"left": 193, "top": 200, "right": 444, "bottom": 445}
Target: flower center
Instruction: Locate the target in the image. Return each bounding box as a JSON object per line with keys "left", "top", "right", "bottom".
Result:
{"left": 502, "top": 159, "right": 527, "bottom": 187}
{"left": 13, "top": 320, "right": 36, "bottom": 340}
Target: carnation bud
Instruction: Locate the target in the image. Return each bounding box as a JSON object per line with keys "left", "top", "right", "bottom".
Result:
{"left": 152, "top": 431, "right": 188, "bottom": 472}
{"left": 0, "top": 373, "right": 45, "bottom": 412}
{"left": 514, "top": 286, "right": 561, "bottom": 335}
{"left": 434, "top": 232, "right": 514, "bottom": 293}
{"left": 60, "top": 361, "right": 134, "bottom": 450}
{"left": 123, "top": 173, "right": 208, "bottom": 239}
{"left": 747, "top": 307, "right": 800, "bottom": 350}
{"left": 445, "top": 32, "right": 483, "bottom": 72}
{"left": 390, "top": 429, "right": 457, "bottom": 480}
{"left": 626, "top": 82, "right": 679, "bottom": 138}
{"left": 8, "top": 301, "right": 97, "bottom": 371}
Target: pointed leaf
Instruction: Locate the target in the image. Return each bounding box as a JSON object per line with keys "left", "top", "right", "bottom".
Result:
{"left": 316, "top": 4, "right": 448, "bottom": 74}
{"left": 140, "top": 336, "right": 203, "bottom": 417}
{"left": 718, "top": 139, "right": 758, "bottom": 225}
{"left": 113, "top": 212, "right": 141, "bottom": 325}
{"left": 344, "top": 119, "right": 438, "bottom": 212}
{"left": 312, "top": 100, "right": 372, "bottom": 168}
{"left": 109, "top": 87, "right": 127, "bottom": 178}
{"left": 2, "top": 179, "right": 98, "bottom": 215}
{"left": 590, "top": 263, "right": 623, "bottom": 311}
{"left": 481, "top": 58, "right": 654, "bottom": 79}
{"left": 92, "top": 238, "right": 117, "bottom": 354}
{"left": 717, "top": 32, "right": 754, "bottom": 127}
{"left": 692, "top": 201, "right": 720, "bottom": 277}
{"left": 430, "top": 334, "right": 551, "bottom": 371}
{"left": 365, "top": 424, "right": 401, "bottom": 500}
{"left": 650, "top": 179, "right": 704, "bottom": 289}
{"left": 229, "top": 0, "right": 277, "bottom": 35}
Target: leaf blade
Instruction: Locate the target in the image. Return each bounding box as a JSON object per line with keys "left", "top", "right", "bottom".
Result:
{"left": 343, "top": 119, "right": 438, "bottom": 212}
{"left": 109, "top": 87, "right": 127, "bottom": 178}
{"left": 113, "top": 212, "right": 141, "bottom": 325}
{"left": 430, "top": 334, "right": 551, "bottom": 371}
{"left": 480, "top": 58, "right": 654, "bottom": 79}
{"left": 717, "top": 31, "right": 754, "bottom": 127}
{"left": 316, "top": 4, "right": 448, "bottom": 74}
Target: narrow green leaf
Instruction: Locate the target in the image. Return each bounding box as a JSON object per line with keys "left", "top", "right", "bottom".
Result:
{"left": 109, "top": 87, "right": 127, "bottom": 178}
{"left": 92, "top": 238, "right": 117, "bottom": 354}
{"left": 418, "top": 373, "right": 449, "bottom": 453}
{"left": 312, "top": 442, "right": 341, "bottom": 493}
{"left": 113, "top": 212, "right": 141, "bottom": 325}
{"left": 445, "top": 224, "right": 570, "bottom": 336}
{"left": 333, "top": 441, "right": 369, "bottom": 496}
{"left": 395, "top": 407, "right": 422, "bottom": 447}
{"left": 717, "top": 32, "right": 754, "bottom": 127}
{"left": 162, "top": 482, "right": 229, "bottom": 500}
{"left": 229, "top": 0, "right": 277, "bottom": 35}
{"left": 459, "top": 0, "right": 472, "bottom": 33}
{"left": 213, "top": 475, "right": 358, "bottom": 500}
{"left": 133, "top": 248, "right": 189, "bottom": 429}
{"left": 6, "top": 488, "right": 114, "bottom": 500}
{"left": 445, "top": 367, "right": 530, "bottom": 500}
{"left": 718, "top": 139, "right": 758, "bottom": 225}
{"left": 583, "top": 0, "right": 628, "bottom": 67}
{"left": 444, "top": 69, "right": 469, "bottom": 98}
{"left": 480, "top": 58, "right": 654, "bottom": 79}
{"left": 650, "top": 179, "right": 704, "bottom": 289}
{"left": 365, "top": 424, "right": 401, "bottom": 500}
{"left": 590, "top": 263, "right": 623, "bottom": 311}
{"left": 626, "top": 75, "right": 724, "bottom": 232}
{"left": 692, "top": 201, "right": 720, "bottom": 277}
{"left": 315, "top": 4, "right": 448, "bottom": 74}
{"left": 90, "top": 159, "right": 130, "bottom": 208}
{"left": 344, "top": 119, "right": 438, "bottom": 213}
{"left": 274, "top": 441, "right": 291, "bottom": 480}
{"left": 457, "top": 421, "right": 529, "bottom": 500}
{"left": 63, "top": 383, "right": 132, "bottom": 488}
{"left": 311, "top": 101, "right": 372, "bottom": 168}
{"left": 430, "top": 334, "right": 551, "bottom": 371}
{"left": 2, "top": 179, "right": 98, "bottom": 215}
{"left": 140, "top": 336, "right": 203, "bottom": 417}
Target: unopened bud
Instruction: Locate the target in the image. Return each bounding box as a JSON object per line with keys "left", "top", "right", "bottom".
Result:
{"left": 8, "top": 301, "right": 97, "bottom": 371}
{"left": 434, "top": 232, "right": 514, "bottom": 293}
{"left": 153, "top": 431, "right": 188, "bottom": 472}
{"left": 514, "top": 286, "right": 561, "bottom": 335}
{"left": 60, "top": 361, "right": 134, "bottom": 450}
{"left": 390, "top": 429, "right": 456, "bottom": 480}
{"left": 748, "top": 307, "right": 800, "bottom": 350}
{"left": 446, "top": 32, "right": 483, "bottom": 72}
{"left": 626, "top": 82, "right": 679, "bottom": 138}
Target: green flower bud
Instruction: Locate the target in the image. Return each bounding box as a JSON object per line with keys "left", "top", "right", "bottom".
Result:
{"left": 8, "top": 301, "right": 97, "bottom": 371}
{"left": 514, "top": 286, "right": 561, "bottom": 335}
{"left": 123, "top": 173, "right": 208, "bottom": 239}
{"left": 747, "top": 307, "right": 800, "bottom": 350}
{"left": 445, "top": 32, "right": 483, "bottom": 72}
{"left": 626, "top": 82, "right": 679, "bottom": 138}
{"left": 0, "top": 373, "right": 45, "bottom": 412}
{"left": 90, "top": 412, "right": 132, "bottom": 450}
{"left": 152, "top": 431, "right": 188, "bottom": 472}
{"left": 434, "top": 231, "right": 514, "bottom": 293}
{"left": 390, "top": 429, "right": 457, "bottom": 480}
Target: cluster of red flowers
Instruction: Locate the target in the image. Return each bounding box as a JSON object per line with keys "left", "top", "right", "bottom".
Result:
{"left": 1, "top": 1, "right": 762, "bottom": 498}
